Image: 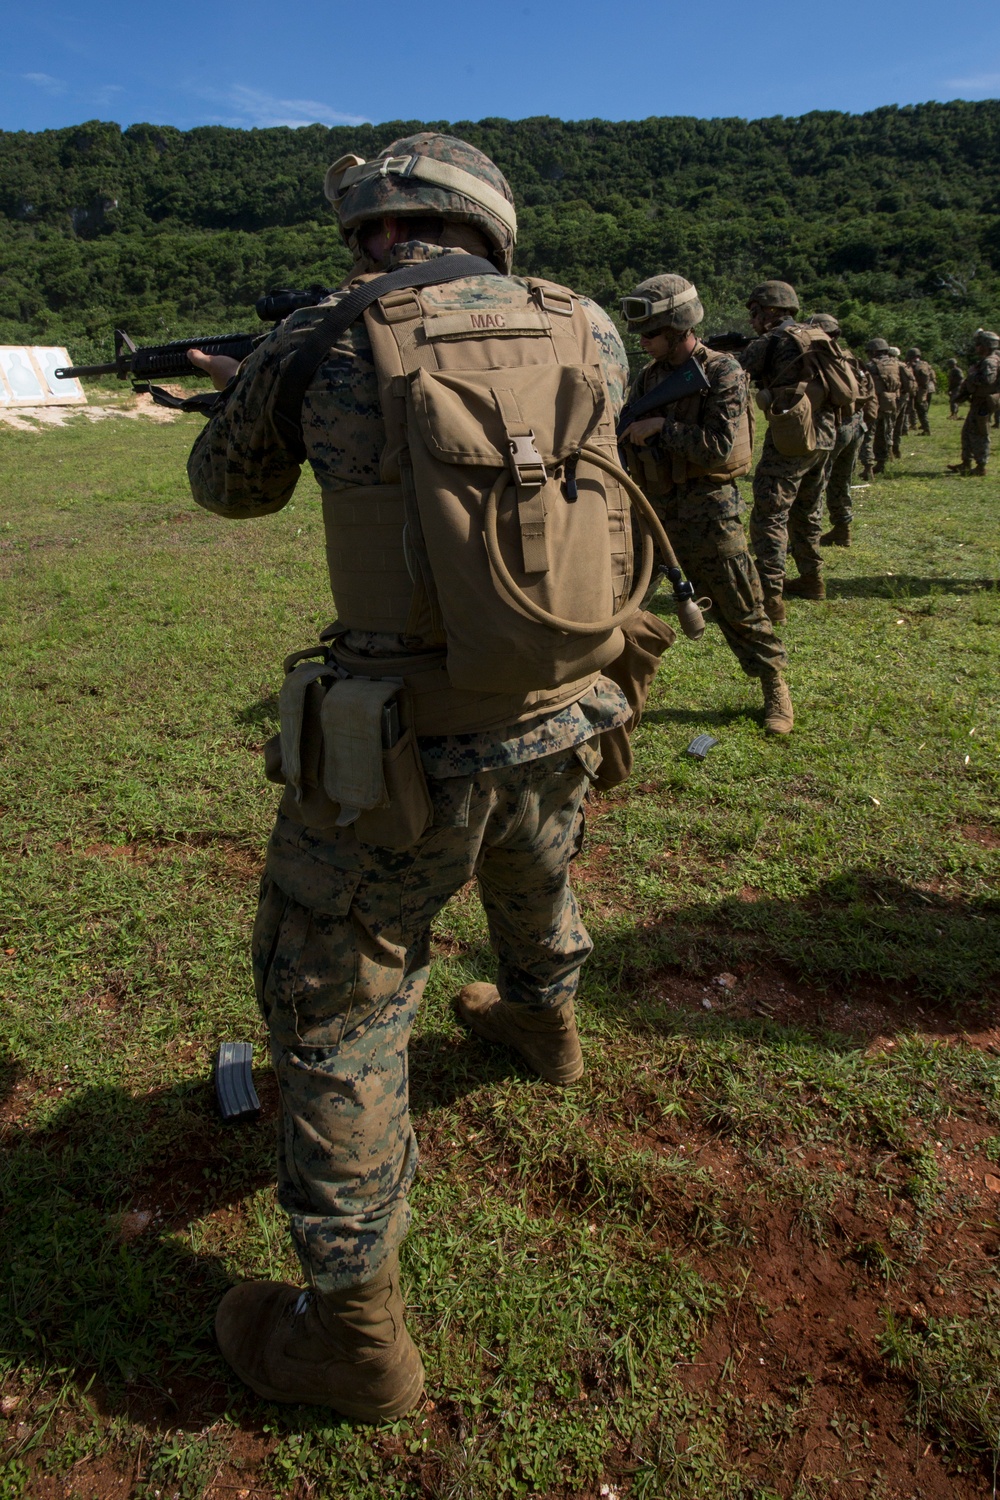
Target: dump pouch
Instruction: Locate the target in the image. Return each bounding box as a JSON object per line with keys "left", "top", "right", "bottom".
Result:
{"left": 268, "top": 655, "right": 432, "bottom": 849}
{"left": 766, "top": 386, "right": 816, "bottom": 456}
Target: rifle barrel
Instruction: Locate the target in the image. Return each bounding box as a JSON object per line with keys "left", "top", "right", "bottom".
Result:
{"left": 53, "top": 361, "right": 117, "bottom": 379}
{"left": 55, "top": 331, "right": 261, "bottom": 384}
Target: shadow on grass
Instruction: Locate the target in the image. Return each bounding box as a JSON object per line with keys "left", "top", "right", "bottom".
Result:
{"left": 824, "top": 575, "right": 997, "bottom": 600}
{"left": 642, "top": 704, "right": 759, "bottom": 730}
{"left": 234, "top": 693, "right": 279, "bottom": 734}
{"left": 586, "top": 866, "right": 1000, "bottom": 1012}
{"left": 0, "top": 1068, "right": 276, "bottom": 1430}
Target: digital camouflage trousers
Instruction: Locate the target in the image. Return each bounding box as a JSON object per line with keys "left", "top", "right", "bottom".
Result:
{"left": 252, "top": 745, "right": 595, "bottom": 1291}
{"left": 750, "top": 433, "right": 831, "bottom": 592}
{"left": 872, "top": 410, "right": 896, "bottom": 467}
{"left": 825, "top": 419, "right": 864, "bottom": 528}
{"left": 962, "top": 404, "right": 995, "bottom": 467}
{"left": 664, "top": 514, "right": 787, "bottom": 677}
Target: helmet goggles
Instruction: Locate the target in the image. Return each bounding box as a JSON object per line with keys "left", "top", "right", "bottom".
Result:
{"left": 621, "top": 285, "right": 699, "bottom": 326}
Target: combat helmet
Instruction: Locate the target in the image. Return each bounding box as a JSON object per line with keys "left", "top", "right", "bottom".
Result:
{"left": 324, "top": 132, "right": 518, "bottom": 272}
{"left": 621, "top": 274, "right": 704, "bottom": 335}
{"left": 972, "top": 328, "right": 1000, "bottom": 349}
{"left": 746, "top": 280, "right": 799, "bottom": 312}
{"left": 866, "top": 337, "right": 890, "bottom": 355}
{"left": 888, "top": 346, "right": 901, "bottom": 357}
{"left": 806, "top": 313, "right": 840, "bottom": 335}
{"left": 907, "top": 347, "right": 921, "bottom": 359}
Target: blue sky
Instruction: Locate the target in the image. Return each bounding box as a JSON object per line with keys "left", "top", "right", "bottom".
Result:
{"left": 4, "top": 0, "right": 1000, "bottom": 133}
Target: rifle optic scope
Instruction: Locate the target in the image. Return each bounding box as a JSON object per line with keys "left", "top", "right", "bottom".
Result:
{"left": 255, "top": 285, "right": 332, "bottom": 323}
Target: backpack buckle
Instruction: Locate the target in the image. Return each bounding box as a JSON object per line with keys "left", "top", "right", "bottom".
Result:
{"left": 507, "top": 432, "right": 547, "bottom": 488}
{"left": 533, "top": 286, "right": 574, "bottom": 317}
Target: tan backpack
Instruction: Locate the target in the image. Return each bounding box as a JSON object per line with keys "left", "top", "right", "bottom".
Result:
{"left": 869, "top": 355, "right": 901, "bottom": 415}
{"left": 358, "top": 276, "right": 645, "bottom": 695}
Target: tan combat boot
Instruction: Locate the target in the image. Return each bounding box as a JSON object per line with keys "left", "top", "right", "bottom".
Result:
{"left": 819, "top": 523, "right": 850, "bottom": 547}
{"left": 783, "top": 572, "right": 826, "bottom": 600}
{"left": 972, "top": 463, "right": 988, "bottom": 476}
{"left": 763, "top": 592, "right": 786, "bottom": 625}
{"left": 761, "top": 671, "right": 794, "bottom": 735}
{"left": 454, "top": 983, "right": 584, "bottom": 1085}
{"left": 215, "top": 1251, "right": 425, "bottom": 1421}
{"left": 947, "top": 461, "right": 970, "bottom": 474}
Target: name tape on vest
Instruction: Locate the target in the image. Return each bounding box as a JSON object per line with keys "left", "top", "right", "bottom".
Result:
{"left": 423, "top": 309, "right": 553, "bottom": 341}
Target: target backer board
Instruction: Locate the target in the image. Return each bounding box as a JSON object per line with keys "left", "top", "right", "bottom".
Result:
{"left": 0, "top": 348, "right": 86, "bottom": 407}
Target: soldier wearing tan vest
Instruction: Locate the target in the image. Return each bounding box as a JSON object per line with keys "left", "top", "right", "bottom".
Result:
{"left": 805, "top": 313, "right": 875, "bottom": 548}
{"left": 739, "top": 280, "right": 839, "bottom": 615}
{"left": 619, "top": 274, "right": 792, "bottom": 733}
{"left": 185, "top": 132, "right": 674, "bottom": 1419}
{"left": 865, "top": 338, "right": 902, "bottom": 474}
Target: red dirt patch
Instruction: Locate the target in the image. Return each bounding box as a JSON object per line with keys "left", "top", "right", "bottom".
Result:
{"left": 958, "top": 821, "right": 1000, "bottom": 849}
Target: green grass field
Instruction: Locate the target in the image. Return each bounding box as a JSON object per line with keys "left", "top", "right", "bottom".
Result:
{"left": 1, "top": 397, "right": 998, "bottom": 1500}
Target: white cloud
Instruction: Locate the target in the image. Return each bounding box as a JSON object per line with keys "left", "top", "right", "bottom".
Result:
{"left": 945, "top": 72, "right": 1000, "bottom": 91}
{"left": 22, "top": 71, "right": 66, "bottom": 95}
{"left": 204, "top": 84, "right": 368, "bottom": 129}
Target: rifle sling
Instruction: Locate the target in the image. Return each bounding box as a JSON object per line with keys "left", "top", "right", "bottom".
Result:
{"left": 272, "top": 253, "right": 501, "bottom": 460}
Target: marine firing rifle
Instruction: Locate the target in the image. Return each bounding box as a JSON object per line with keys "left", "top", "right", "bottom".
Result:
{"left": 54, "top": 286, "right": 333, "bottom": 410}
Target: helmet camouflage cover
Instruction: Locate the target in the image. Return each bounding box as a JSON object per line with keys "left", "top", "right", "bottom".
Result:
{"left": 324, "top": 132, "right": 518, "bottom": 272}
{"left": 622, "top": 273, "right": 704, "bottom": 335}
{"left": 973, "top": 328, "right": 1000, "bottom": 349}
{"left": 746, "top": 280, "right": 799, "bottom": 312}
{"left": 888, "top": 346, "right": 901, "bottom": 357}
{"left": 867, "top": 337, "right": 889, "bottom": 354}
{"left": 806, "top": 313, "right": 840, "bottom": 335}
{"left": 907, "top": 347, "right": 921, "bottom": 358}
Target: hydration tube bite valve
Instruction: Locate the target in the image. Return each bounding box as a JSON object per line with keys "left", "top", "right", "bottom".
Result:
{"left": 661, "top": 566, "right": 707, "bottom": 640}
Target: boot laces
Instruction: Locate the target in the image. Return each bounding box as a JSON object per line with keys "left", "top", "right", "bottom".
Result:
{"left": 291, "top": 1290, "right": 314, "bottom": 1320}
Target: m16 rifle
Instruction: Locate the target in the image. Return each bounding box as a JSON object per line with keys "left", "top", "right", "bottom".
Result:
{"left": 54, "top": 286, "right": 333, "bottom": 410}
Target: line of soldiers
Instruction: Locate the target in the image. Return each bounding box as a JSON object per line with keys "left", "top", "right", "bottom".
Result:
{"left": 619, "top": 285, "right": 1000, "bottom": 736}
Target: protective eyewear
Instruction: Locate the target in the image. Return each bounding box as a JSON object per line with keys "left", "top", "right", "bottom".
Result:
{"left": 620, "top": 285, "right": 699, "bottom": 324}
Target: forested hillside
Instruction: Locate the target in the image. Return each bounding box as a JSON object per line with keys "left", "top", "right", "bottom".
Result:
{"left": 2, "top": 102, "right": 999, "bottom": 366}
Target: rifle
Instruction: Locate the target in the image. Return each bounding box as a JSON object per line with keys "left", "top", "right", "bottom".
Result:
{"left": 53, "top": 286, "right": 333, "bottom": 406}
{"left": 703, "top": 330, "right": 753, "bottom": 353}
{"left": 616, "top": 354, "right": 711, "bottom": 443}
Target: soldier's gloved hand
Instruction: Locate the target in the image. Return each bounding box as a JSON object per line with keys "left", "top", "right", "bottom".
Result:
{"left": 622, "top": 416, "right": 666, "bottom": 447}
{"left": 187, "top": 348, "right": 242, "bottom": 390}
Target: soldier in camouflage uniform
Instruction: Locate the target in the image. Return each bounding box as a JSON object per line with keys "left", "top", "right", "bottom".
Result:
{"left": 907, "top": 347, "right": 936, "bottom": 435}
{"left": 739, "top": 280, "right": 838, "bottom": 615}
{"left": 619, "top": 274, "right": 792, "bottom": 733}
{"left": 890, "top": 347, "right": 915, "bottom": 456}
{"left": 947, "top": 329, "right": 1000, "bottom": 475}
{"left": 186, "top": 133, "right": 637, "bottom": 1421}
{"left": 947, "top": 359, "right": 964, "bottom": 417}
{"left": 806, "top": 314, "right": 874, "bottom": 547}
{"left": 865, "top": 338, "right": 902, "bottom": 474}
